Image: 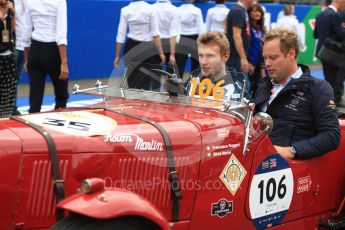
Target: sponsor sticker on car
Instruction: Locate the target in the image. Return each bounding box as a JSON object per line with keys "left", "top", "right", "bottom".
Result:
{"left": 220, "top": 154, "right": 247, "bottom": 196}
{"left": 211, "top": 199, "right": 233, "bottom": 218}
{"left": 297, "top": 175, "right": 312, "bottom": 193}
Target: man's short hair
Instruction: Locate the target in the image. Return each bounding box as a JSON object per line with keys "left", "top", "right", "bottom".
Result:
{"left": 215, "top": 0, "right": 226, "bottom": 4}
{"left": 263, "top": 28, "right": 299, "bottom": 57}
{"left": 197, "top": 32, "right": 230, "bottom": 55}
{"left": 283, "top": 4, "right": 294, "bottom": 16}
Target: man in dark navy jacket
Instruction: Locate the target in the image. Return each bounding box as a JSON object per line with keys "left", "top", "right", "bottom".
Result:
{"left": 254, "top": 28, "right": 340, "bottom": 159}
{"left": 314, "top": 0, "right": 345, "bottom": 107}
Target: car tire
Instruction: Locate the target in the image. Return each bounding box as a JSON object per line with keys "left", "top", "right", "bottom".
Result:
{"left": 50, "top": 214, "right": 160, "bottom": 230}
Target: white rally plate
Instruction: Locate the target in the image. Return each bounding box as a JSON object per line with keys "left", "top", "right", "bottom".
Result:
{"left": 249, "top": 154, "right": 294, "bottom": 230}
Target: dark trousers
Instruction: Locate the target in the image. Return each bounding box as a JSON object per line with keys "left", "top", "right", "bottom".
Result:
{"left": 13, "top": 49, "right": 24, "bottom": 114}
{"left": 28, "top": 40, "right": 69, "bottom": 113}
{"left": 249, "top": 64, "right": 264, "bottom": 97}
{"left": 0, "top": 54, "right": 17, "bottom": 118}
{"left": 322, "top": 61, "right": 345, "bottom": 103}
{"left": 176, "top": 35, "right": 199, "bottom": 78}
{"left": 123, "top": 38, "right": 161, "bottom": 90}
{"left": 227, "top": 56, "right": 252, "bottom": 99}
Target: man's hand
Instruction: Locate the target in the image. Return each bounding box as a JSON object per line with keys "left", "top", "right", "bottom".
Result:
{"left": 23, "top": 61, "right": 28, "bottom": 72}
{"left": 169, "top": 54, "right": 176, "bottom": 66}
{"left": 59, "top": 63, "right": 69, "bottom": 80}
{"left": 114, "top": 56, "right": 120, "bottom": 68}
{"left": 274, "top": 145, "right": 295, "bottom": 160}
{"left": 240, "top": 58, "right": 253, "bottom": 74}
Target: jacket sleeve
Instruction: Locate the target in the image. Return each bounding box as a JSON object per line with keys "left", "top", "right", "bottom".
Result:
{"left": 313, "top": 15, "right": 319, "bottom": 39}
{"left": 116, "top": 8, "right": 128, "bottom": 44}
{"left": 252, "top": 83, "right": 271, "bottom": 113}
{"left": 293, "top": 81, "right": 340, "bottom": 159}
{"left": 331, "top": 13, "right": 345, "bottom": 40}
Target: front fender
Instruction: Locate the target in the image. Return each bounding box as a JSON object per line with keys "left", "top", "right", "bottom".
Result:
{"left": 57, "top": 188, "right": 170, "bottom": 230}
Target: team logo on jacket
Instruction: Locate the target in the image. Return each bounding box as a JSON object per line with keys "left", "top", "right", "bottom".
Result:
{"left": 291, "top": 98, "right": 299, "bottom": 105}
{"left": 220, "top": 155, "right": 247, "bottom": 196}
{"left": 297, "top": 91, "right": 304, "bottom": 96}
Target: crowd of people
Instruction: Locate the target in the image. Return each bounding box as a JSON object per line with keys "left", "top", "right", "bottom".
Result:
{"left": 114, "top": 0, "right": 314, "bottom": 99}
{"left": 1, "top": 0, "right": 345, "bottom": 119}
{"left": 114, "top": 0, "right": 344, "bottom": 159}
{"left": 0, "top": 0, "right": 68, "bottom": 118}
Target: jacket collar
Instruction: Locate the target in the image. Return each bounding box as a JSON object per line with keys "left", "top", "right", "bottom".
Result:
{"left": 263, "top": 64, "right": 311, "bottom": 84}
{"left": 259, "top": 64, "right": 312, "bottom": 97}
{"left": 253, "top": 64, "right": 313, "bottom": 109}
{"left": 237, "top": 1, "right": 245, "bottom": 10}
{"left": 215, "top": 4, "right": 227, "bottom": 8}
{"left": 329, "top": 5, "right": 337, "bottom": 13}
{"left": 292, "top": 64, "right": 312, "bottom": 83}
{"left": 276, "top": 64, "right": 314, "bottom": 94}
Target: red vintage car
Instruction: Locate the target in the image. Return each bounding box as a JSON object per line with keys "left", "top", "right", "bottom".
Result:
{"left": 1, "top": 66, "right": 345, "bottom": 230}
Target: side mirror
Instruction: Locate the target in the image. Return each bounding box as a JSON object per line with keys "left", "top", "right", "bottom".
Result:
{"left": 254, "top": 112, "right": 273, "bottom": 135}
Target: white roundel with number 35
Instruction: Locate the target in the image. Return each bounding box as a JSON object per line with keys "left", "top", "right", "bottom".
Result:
{"left": 249, "top": 154, "right": 294, "bottom": 230}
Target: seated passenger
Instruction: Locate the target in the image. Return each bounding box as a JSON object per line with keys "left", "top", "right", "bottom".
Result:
{"left": 253, "top": 28, "right": 340, "bottom": 159}
{"left": 184, "top": 32, "right": 242, "bottom": 100}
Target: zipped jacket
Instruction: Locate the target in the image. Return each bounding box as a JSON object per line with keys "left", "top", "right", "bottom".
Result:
{"left": 253, "top": 64, "right": 340, "bottom": 159}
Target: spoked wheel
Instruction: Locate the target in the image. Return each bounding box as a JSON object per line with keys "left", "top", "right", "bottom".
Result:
{"left": 51, "top": 214, "right": 160, "bottom": 230}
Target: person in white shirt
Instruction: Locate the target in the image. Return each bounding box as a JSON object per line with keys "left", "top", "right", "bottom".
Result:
{"left": 205, "top": 0, "right": 229, "bottom": 33}
{"left": 23, "top": 0, "right": 69, "bottom": 113}
{"left": 277, "top": 9, "right": 284, "bottom": 21}
{"left": 176, "top": 0, "right": 204, "bottom": 78}
{"left": 276, "top": 4, "right": 305, "bottom": 50}
{"left": 114, "top": 0, "right": 165, "bottom": 90}
{"left": 12, "top": 0, "right": 25, "bottom": 115}
{"left": 154, "top": 0, "right": 178, "bottom": 71}
{"left": 0, "top": 0, "right": 16, "bottom": 118}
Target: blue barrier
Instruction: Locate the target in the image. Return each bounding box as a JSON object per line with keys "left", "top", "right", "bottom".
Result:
{"left": 19, "top": 0, "right": 315, "bottom": 84}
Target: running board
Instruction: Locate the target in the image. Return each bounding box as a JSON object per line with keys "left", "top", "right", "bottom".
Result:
{"left": 319, "top": 219, "right": 345, "bottom": 229}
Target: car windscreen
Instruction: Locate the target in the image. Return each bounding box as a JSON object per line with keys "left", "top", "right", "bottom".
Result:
{"left": 79, "top": 62, "right": 249, "bottom": 112}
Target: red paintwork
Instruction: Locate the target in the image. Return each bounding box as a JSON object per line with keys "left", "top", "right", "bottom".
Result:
{"left": 0, "top": 123, "right": 22, "bottom": 229}
{"left": 57, "top": 188, "right": 170, "bottom": 230}
{"left": 0, "top": 96, "right": 344, "bottom": 230}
